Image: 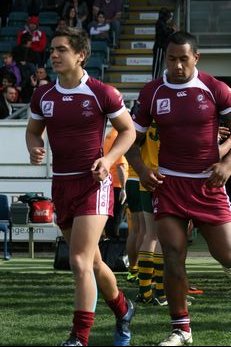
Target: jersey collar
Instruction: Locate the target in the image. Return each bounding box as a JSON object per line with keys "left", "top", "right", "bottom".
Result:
{"left": 163, "top": 68, "right": 199, "bottom": 89}
{"left": 55, "top": 69, "right": 89, "bottom": 94}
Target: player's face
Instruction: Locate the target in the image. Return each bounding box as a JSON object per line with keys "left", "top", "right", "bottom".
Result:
{"left": 50, "top": 36, "right": 85, "bottom": 74}
{"left": 165, "top": 43, "right": 200, "bottom": 84}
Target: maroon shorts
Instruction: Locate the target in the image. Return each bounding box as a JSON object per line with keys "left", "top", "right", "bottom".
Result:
{"left": 153, "top": 175, "right": 231, "bottom": 226}
{"left": 52, "top": 173, "right": 114, "bottom": 230}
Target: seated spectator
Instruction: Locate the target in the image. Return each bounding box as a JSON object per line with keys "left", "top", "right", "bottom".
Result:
{"left": 0, "top": 85, "right": 19, "bottom": 119}
{"left": 0, "top": 52, "right": 22, "bottom": 88}
{"left": 63, "top": 4, "right": 82, "bottom": 29}
{"left": 12, "top": 32, "right": 38, "bottom": 66}
{"left": 62, "top": 0, "right": 89, "bottom": 29}
{"left": 30, "top": 66, "right": 51, "bottom": 89}
{"left": 0, "top": 71, "right": 16, "bottom": 94}
{"left": 89, "top": 10, "right": 110, "bottom": 42}
{"left": 92, "top": 0, "right": 123, "bottom": 46}
{"left": 17, "top": 51, "right": 36, "bottom": 103}
{"left": 55, "top": 18, "right": 68, "bottom": 32}
{"left": 17, "top": 16, "right": 47, "bottom": 66}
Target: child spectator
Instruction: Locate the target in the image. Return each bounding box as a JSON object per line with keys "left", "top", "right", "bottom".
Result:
{"left": 0, "top": 52, "right": 22, "bottom": 88}
{"left": 89, "top": 10, "right": 110, "bottom": 41}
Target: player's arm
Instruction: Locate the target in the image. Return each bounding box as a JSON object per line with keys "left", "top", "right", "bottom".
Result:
{"left": 207, "top": 113, "right": 231, "bottom": 187}
{"left": 25, "top": 117, "right": 46, "bottom": 165}
{"left": 126, "top": 131, "right": 164, "bottom": 192}
{"left": 116, "top": 162, "right": 127, "bottom": 204}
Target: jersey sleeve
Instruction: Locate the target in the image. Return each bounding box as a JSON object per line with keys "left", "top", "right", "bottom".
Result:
{"left": 103, "top": 84, "right": 126, "bottom": 119}
{"left": 30, "top": 88, "right": 44, "bottom": 120}
{"left": 132, "top": 83, "right": 154, "bottom": 133}
{"left": 215, "top": 80, "right": 231, "bottom": 116}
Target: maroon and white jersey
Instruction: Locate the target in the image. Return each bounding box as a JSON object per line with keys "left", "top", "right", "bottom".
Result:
{"left": 30, "top": 71, "right": 126, "bottom": 175}
{"left": 133, "top": 68, "right": 231, "bottom": 174}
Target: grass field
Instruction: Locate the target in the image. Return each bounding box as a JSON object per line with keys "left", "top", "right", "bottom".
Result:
{"left": 0, "top": 234, "right": 230, "bottom": 346}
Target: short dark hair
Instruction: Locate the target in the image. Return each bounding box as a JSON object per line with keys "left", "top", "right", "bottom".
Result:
{"left": 166, "top": 31, "right": 198, "bottom": 53}
{"left": 52, "top": 27, "right": 91, "bottom": 67}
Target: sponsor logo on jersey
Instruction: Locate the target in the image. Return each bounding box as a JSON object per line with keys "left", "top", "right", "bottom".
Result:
{"left": 62, "top": 96, "right": 73, "bottom": 101}
{"left": 157, "top": 98, "right": 170, "bottom": 114}
{"left": 42, "top": 101, "right": 54, "bottom": 117}
{"left": 177, "top": 91, "right": 187, "bottom": 97}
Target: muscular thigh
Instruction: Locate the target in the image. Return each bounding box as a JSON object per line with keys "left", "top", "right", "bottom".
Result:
{"left": 200, "top": 222, "right": 231, "bottom": 261}
{"left": 157, "top": 216, "right": 188, "bottom": 260}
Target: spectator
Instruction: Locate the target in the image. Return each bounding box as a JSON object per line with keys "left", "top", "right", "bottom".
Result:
{"left": 0, "top": 0, "right": 12, "bottom": 27}
{"left": 63, "top": 5, "right": 82, "bottom": 29}
{"left": 17, "top": 52, "right": 36, "bottom": 103}
{"left": 55, "top": 18, "right": 68, "bottom": 32}
{"left": 0, "top": 85, "right": 19, "bottom": 119}
{"left": 62, "top": 0, "right": 89, "bottom": 29}
{"left": 0, "top": 52, "right": 22, "bottom": 88}
{"left": 0, "top": 71, "right": 16, "bottom": 94}
{"left": 12, "top": 32, "right": 38, "bottom": 66}
{"left": 152, "top": 7, "right": 177, "bottom": 79}
{"left": 17, "top": 16, "right": 47, "bottom": 66}
{"left": 89, "top": 10, "right": 110, "bottom": 42}
{"left": 30, "top": 66, "right": 51, "bottom": 89}
{"left": 92, "top": 0, "right": 123, "bottom": 46}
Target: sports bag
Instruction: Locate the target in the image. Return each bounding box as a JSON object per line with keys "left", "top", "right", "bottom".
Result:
{"left": 54, "top": 236, "right": 70, "bottom": 270}
{"left": 30, "top": 199, "right": 54, "bottom": 223}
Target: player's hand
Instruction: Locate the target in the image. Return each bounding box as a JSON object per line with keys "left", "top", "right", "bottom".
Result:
{"left": 218, "top": 126, "right": 230, "bottom": 141}
{"left": 91, "top": 157, "right": 110, "bottom": 182}
{"left": 29, "top": 147, "right": 46, "bottom": 165}
{"left": 205, "top": 161, "right": 231, "bottom": 187}
{"left": 119, "top": 188, "right": 127, "bottom": 205}
{"left": 140, "top": 168, "right": 165, "bottom": 192}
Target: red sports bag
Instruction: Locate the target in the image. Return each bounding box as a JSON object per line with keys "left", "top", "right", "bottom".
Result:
{"left": 30, "top": 199, "right": 54, "bottom": 223}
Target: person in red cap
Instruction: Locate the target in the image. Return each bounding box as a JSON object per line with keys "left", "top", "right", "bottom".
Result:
{"left": 17, "top": 16, "right": 47, "bottom": 66}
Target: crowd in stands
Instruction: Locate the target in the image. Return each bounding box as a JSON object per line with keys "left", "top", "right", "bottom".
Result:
{"left": 0, "top": 0, "right": 125, "bottom": 119}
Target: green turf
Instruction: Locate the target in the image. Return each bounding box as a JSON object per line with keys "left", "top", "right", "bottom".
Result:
{"left": 0, "top": 234, "right": 230, "bottom": 346}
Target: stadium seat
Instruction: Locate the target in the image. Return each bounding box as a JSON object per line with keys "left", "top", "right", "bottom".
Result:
{"left": 0, "top": 194, "right": 11, "bottom": 260}
{"left": 0, "top": 26, "right": 20, "bottom": 41}
{"left": 39, "top": 11, "right": 60, "bottom": 28}
{"left": 0, "top": 41, "right": 15, "bottom": 55}
{"left": 91, "top": 40, "right": 110, "bottom": 63}
{"left": 86, "top": 56, "right": 106, "bottom": 80}
{"left": 8, "top": 11, "right": 28, "bottom": 27}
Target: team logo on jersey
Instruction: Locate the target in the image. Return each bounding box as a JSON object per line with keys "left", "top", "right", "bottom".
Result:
{"left": 197, "top": 94, "right": 209, "bottom": 110}
{"left": 157, "top": 98, "right": 170, "bottom": 114}
{"left": 177, "top": 91, "right": 187, "bottom": 97}
{"left": 197, "top": 94, "right": 205, "bottom": 102}
{"left": 82, "top": 100, "right": 91, "bottom": 108}
{"left": 42, "top": 101, "right": 54, "bottom": 117}
{"left": 62, "top": 96, "right": 73, "bottom": 101}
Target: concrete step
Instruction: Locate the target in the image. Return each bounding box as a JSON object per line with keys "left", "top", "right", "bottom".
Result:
{"left": 105, "top": 71, "right": 152, "bottom": 83}
{"left": 107, "top": 81, "right": 145, "bottom": 91}
{"left": 120, "top": 39, "right": 154, "bottom": 49}
{"left": 111, "top": 48, "right": 152, "bottom": 55}
{"left": 127, "top": 11, "right": 159, "bottom": 20}
{"left": 122, "top": 24, "right": 155, "bottom": 35}
{"left": 107, "top": 65, "right": 152, "bottom": 72}
{"left": 111, "top": 55, "right": 153, "bottom": 66}
{"left": 120, "top": 34, "right": 155, "bottom": 40}
{"left": 123, "top": 19, "right": 156, "bottom": 25}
